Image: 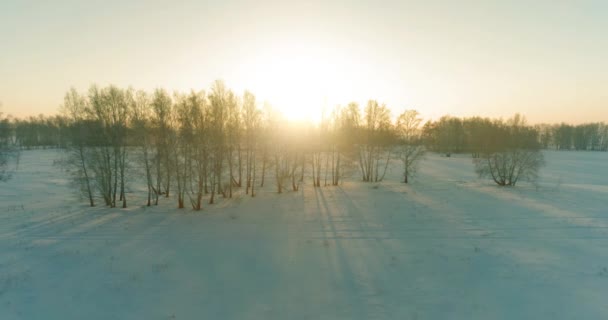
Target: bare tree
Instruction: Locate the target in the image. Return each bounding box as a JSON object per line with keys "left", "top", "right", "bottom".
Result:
{"left": 258, "top": 103, "right": 279, "bottom": 188}
{"left": 60, "top": 89, "right": 96, "bottom": 205}
{"left": 130, "top": 90, "right": 158, "bottom": 206}
{"left": 172, "top": 90, "right": 208, "bottom": 210}
{"left": 358, "top": 100, "right": 393, "bottom": 182}
{"left": 0, "top": 103, "right": 18, "bottom": 182}
{"left": 600, "top": 123, "right": 608, "bottom": 151}
{"left": 207, "top": 80, "right": 230, "bottom": 203}
{"left": 273, "top": 145, "right": 290, "bottom": 193}
{"left": 395, "top": 110, "right": 425, "bottom": 183}
{"left": 151, "top": 89, "right": 173, "bottom": 199}
{"left": 186, "top": 90, "right": 208, "bottom": 210}
{"left": 268, "top": 114, "right": 300, "bottom": 193}
{"left": 87, "top": 85, "right": 130, "bottom": 208}
{"left": 422, "top": 116, "right": 465, "bottom": 156}
{"left": 271, "top": 141, "right": 302, "bottom": 193}
{"left": 309, "top": 124, "right": 324, "bottom": 187}
{"left": 474, "top": 115, "right": 545, "bottom": 186}
{"left": 242, "top": 91, "right": 261, "bottom": 196}
{"left": 225, "top": 89, "right": 239, "bottom": 198}
{"left": 331, "top": 103, "right": 360, "bottom": 185}
{"left": 173, "top": 93, "right": 192, "bottom": 209}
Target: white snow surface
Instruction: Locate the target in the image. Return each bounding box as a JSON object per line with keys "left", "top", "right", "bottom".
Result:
{"left": 1, "top": 149, "right": 607, "bottom": 319}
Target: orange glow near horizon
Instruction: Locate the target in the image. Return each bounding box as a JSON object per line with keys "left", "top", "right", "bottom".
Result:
{"left": 1, "top": 1, "right": 607, "bottom": 124}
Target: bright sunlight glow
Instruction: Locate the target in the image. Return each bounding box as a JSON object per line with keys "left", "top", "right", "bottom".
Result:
{"left": 234, "top": 42, "right": 357, "bottom": 122}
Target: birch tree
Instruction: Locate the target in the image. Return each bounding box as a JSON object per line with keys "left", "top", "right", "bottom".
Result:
{"left": 395, "top": 110, "right": 425, "bottom": 183}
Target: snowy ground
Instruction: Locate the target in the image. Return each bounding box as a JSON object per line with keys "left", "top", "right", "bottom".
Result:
{"left": 1, "top": 149, "right": 607, "bottom": 319}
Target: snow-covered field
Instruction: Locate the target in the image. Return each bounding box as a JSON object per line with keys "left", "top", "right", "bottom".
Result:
{"left": 1, "top": 149, "right": 607, "bottom": 319}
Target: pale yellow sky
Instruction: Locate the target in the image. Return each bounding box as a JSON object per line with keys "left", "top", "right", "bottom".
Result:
{"left": 1, "top": 0, "right": 607, "bottom": 123}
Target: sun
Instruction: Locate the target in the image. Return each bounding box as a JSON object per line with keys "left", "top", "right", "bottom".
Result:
{"left": 234, "top": 42, "right": 352, "bottom": 122}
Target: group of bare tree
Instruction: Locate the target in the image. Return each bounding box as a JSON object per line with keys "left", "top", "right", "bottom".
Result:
{"left": 52, "top": 81, "right": 436, "bottom": 208}
{"left": 4, "top": 82, "right": 578, "bottom": 193}
{"left": 62, "top": 87, "right": 130, "bottom": 207}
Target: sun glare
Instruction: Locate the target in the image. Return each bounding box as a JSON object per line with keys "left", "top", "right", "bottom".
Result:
{"left": 236, "top": 42, "right": 351, "bottom": 122}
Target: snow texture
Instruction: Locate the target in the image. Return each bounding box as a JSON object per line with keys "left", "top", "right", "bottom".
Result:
{"left": 0, "top": 149, "right": 607, "bottom": 319}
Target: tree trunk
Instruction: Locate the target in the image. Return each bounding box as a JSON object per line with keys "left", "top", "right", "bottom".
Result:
{"left": 260, "top": 151, "right": 267, "bottom": 187}
{"left": 251, "top": 148, "right": 256, "bottom": 197}
{"left": 324, "top": 150, "right": 329, "bottom": 186}
{"left": 79, "top": 146, "right": 95, "bottom": 207}
{"left": 228, "top": 147, "right": 233, "bottom": 198}
{"left": 334, "top": 151, "right": 340, "bottom": 186}
{"left": 379, "top": 150, "right": 391, "bottom": 182}
{"left": 237, "top": 146, "right": 242, "bottom": 187}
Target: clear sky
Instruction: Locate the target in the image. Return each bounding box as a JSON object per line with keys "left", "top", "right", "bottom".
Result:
{"left": 1, "top": 0, "right": 607, "bottom": 123}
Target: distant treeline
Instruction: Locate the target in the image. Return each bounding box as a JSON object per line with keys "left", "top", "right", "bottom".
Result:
{"left": 1, "top": 108, "right": 606, "bottom": 153}
{"left": 0, "top": 114, "right": 67, "bottom": 149}
{"left": 421, "top": 117, "right": 608, "bottom": 153}
{"left": 0, "top": 81, "right": 583, "bottom": 207}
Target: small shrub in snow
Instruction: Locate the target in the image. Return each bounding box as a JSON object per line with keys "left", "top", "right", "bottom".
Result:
{"left": 474, "top": 149, "right": 545, "bottom": 186}
{"left": 473, "top": 115, "right": 545, "bottom": 187}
